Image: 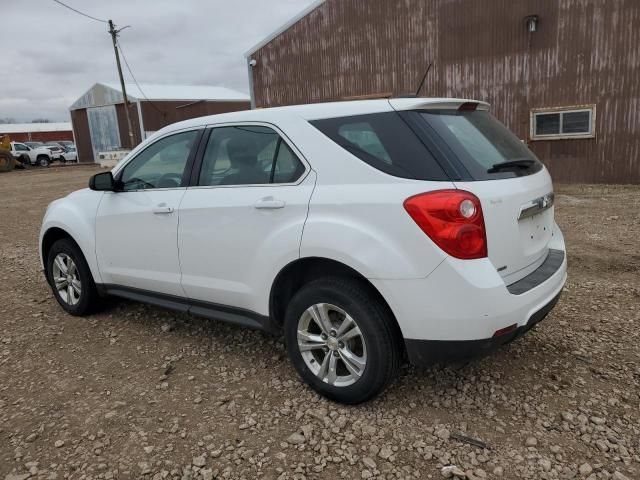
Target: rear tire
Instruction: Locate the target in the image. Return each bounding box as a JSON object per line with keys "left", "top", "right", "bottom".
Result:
{"left": 46, "top": 238, "right": 99, "bottom": 316}
{"left": 284, "top": 277, "right": 402, "bottom": 404}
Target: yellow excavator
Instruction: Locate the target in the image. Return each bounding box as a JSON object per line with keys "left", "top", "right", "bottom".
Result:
{"left": 0, "top": 135, "right": 21, "bottom": 172}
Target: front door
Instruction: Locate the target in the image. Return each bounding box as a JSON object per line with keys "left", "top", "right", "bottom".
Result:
{"left": 178, "top": 124, "right": 315, "bottom": 313}
{"left": 95, "top": 129, "right": 201, "bottom": 296}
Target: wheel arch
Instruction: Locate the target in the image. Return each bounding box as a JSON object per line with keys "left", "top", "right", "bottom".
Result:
{"left": 269, "top": 256, "right": 405, "bottom": 348}
{"left": 40, "top": 221, "right": 102, "bottom": 286}
{"left": 41, "top": 227, "right": 76, "bottom": 267}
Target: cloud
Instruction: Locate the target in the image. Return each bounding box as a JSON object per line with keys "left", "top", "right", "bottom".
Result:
{"left": 3, "top": 0, "right": 316, "bottom": 122}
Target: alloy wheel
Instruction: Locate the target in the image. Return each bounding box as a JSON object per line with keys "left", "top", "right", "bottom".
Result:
{"left": 52, "top": 253, "right": 81, "bottom": 305}
{"left": 297, "top": 303, "right": 367, "bottom": 387}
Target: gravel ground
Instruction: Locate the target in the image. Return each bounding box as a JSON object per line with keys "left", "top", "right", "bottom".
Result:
{"left": 1, "top": 166, "right": 638, "bottom": 480}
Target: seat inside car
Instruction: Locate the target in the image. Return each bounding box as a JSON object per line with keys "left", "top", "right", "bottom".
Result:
{"left": 220, "top": 137, "right": 268, "bottom": 185}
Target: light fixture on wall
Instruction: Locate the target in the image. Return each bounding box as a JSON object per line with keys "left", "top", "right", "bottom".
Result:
{"left": 249, "top": 59, "right": 257, "bottom": 67}
{"left": 525, "top": 15, "right": 539, "bottom": 33}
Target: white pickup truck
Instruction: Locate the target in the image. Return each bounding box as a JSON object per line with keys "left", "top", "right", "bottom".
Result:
{"left": 10, "top": 142, "right": 56, "bottom": 167}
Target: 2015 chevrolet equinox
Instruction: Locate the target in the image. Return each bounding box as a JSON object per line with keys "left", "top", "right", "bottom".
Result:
{"left": 40, "top": 98, "right": 567, "bottom": 404}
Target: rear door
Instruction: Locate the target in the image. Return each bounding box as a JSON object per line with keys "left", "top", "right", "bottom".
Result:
{"left": 178, "top": 124, "right": 315, "bottom": 312}
{"left": 403, "top": 106, "right": 555, "bottom": 284}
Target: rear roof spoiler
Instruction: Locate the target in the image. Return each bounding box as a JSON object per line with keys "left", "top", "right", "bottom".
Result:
{"left": 388, "top": 98, "right": 490, "bottom": 112}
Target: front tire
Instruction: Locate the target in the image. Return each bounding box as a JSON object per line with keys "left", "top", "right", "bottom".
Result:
{"left": 284, "top": 277, "right": 402, "bottom": 404}
{"left": 46, "top": 238, "right": 98, "bottom": 316}
{"left": 37, "top": 155, "right": 50, "bottom": 167}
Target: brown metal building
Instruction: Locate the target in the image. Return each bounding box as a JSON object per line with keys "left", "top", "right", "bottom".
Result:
{"left": 69, "top": 83, "right": 250, "bottom": 163}
{"left": 245, "top": 0, "right": 640, "bottom": 184}
{"left": 0, "top": 123, "right": 73, "bottom": 143}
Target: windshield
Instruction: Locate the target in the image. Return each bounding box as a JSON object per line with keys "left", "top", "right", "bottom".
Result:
{"left": 418, "top": 110, "right": 543, "bottom": 180}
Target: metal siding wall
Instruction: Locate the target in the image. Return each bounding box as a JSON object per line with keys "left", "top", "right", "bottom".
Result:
{"left": 250, "top": 0, "right": 640, "bottom": 184}
{"left": 140, "top": 100, "right": 250, "bottom": 132}
{"left": 115, "top": 103, "right": 141, "bottom": 148}
{"left": 70, "top": 109, "right": 93, "bottom": 163}
{"left": 3, "top": 131, "right": 73, "bottom": 142}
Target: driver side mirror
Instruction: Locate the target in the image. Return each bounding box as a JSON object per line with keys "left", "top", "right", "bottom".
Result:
{"left": 89, "top": 171, "right": 117, "bottom": 191}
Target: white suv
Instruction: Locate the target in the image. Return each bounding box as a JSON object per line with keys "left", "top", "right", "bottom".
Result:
{"left": 39, "top": 98, "right": 567, "bottom": 403}
{"left": 11, "top": 141, "right": 56, "bottom": 167}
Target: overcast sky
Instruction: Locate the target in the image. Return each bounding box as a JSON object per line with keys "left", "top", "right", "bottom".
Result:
{"left": 2, "top": 0, "right": 316, "bottom": 122}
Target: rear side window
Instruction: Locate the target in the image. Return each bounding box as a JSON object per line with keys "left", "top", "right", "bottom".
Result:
{"left": 273, "top": 142, "right": 306, "bottom": 183}
{"left": 198, "top": 126, "right": 305, "bottom": 186}
{"left": 414, "top": 110, "right": 543, "bottom": 180}
{"left": 310, "top": 112, "right": 448, "bottom": 181}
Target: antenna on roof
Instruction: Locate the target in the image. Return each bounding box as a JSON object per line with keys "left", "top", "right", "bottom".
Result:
{"left": 415, "top": 62, "right": 433, "bottom": 97}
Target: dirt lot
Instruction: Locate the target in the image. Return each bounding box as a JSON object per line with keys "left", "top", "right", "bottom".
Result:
{"left": 1, "top": 166, "right": 638, "bottom": 480}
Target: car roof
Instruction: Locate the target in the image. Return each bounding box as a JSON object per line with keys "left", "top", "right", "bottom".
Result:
{"left": 158, "top": 97, "right": 489, "bottom": 136}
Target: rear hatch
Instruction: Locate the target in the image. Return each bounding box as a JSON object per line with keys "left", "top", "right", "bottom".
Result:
{"left": 395, "top": 102, "right": 555, "bottom": 284}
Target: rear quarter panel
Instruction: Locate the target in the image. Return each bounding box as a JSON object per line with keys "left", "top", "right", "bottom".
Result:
{"left": 301, "top": 182, "right": 453, "bottom": 279}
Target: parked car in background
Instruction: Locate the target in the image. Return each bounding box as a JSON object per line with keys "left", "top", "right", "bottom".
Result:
{"left": 39, "top": 98, "right": 567, "bottom": 403}
{"left": 24, "top": 141, "right": 44, "bottom": 149}
{"left": 10, "top": 141, "right": 55, "bottom": 167}
{"left": 49, "top": 141, "right": 74, "bottom": 152}
{"left": 42, "top": 144, "right": 66, "bottom": 161}
{"left": 62, "top": 144, "right": 78, "bottom": 162}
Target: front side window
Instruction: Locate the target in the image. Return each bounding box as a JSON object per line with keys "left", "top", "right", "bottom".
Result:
{"left": 15, "top": 143, "right": 28, "bottom": 151}
{"left": 531, "top": 106, "right": 595, "bottom": 140}
{"left": 198, "top": 125, "right": 305, "bottom": 186}
{"left": 120, "top": 130, "right": 198, "bottom": 191}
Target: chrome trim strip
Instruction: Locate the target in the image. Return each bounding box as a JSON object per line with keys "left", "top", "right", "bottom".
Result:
{"left": 518, "top": 192, "right": 554, "bottom": 220}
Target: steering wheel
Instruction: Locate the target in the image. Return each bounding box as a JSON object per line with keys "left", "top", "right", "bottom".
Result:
{"left": 157, "top": 172, "right": 183, "bottom": 188}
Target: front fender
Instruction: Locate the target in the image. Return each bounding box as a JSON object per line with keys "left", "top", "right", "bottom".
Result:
{"left": 39, "top": 189, "right": 103, "bottom": 283}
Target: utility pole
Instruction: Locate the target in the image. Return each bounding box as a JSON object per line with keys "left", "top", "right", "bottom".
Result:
{"left": 108, "top": 19, "right": 135, "bottom": 149}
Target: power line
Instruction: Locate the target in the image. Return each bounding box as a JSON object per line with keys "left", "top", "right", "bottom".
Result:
{"left": 116, "top": 39, "right": 165, "bottom": 115}
{"left": 52, "top": 0, "right": 108, "bottom": 23}
{"left": 53, "top": 0, "right": 137, "bottom": 147}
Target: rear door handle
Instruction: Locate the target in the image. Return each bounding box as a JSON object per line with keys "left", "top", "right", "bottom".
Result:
{"left": 152, "top": 205, "right": 174, "bottom": 214}
{"left": 254, "top": 197, "right": 286, "bottom": 209}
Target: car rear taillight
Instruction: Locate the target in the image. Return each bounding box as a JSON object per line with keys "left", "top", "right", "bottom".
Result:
{"left": 403, "top": 190, "right": 487, "bottom": 259}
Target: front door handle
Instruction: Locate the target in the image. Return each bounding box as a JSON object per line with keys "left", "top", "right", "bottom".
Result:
{"left": 152, "top": 205, "right": 174, "bottom": 214}
{"left": 254, "top": 197, "right": 285, "bottom": 209}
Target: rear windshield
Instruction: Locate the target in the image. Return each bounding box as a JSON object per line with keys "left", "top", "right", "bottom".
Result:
{"left": 414, "top": 109, "right": 543, "bottom": 180}
{"left": 310, "top": 112, "right": 448, "bottom": 181}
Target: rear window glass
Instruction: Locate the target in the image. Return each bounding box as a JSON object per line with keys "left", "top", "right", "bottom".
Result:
{"left": 416, "top": 110, "right": 543, "bottom": 180}
{"left": 310, "top": 112, "right": 448, "bottom": 181}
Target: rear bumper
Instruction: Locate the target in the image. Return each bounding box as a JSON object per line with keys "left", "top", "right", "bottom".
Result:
{"left": 404, "top": 290, "right": 561, "bottom": 366}
{"left": 369, "top": 224, "right": 567, "bottom": 365}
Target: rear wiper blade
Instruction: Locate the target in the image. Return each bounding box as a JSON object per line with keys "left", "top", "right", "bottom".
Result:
{"left": 488, "top": 159, "right": 535, "bottom": 173}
